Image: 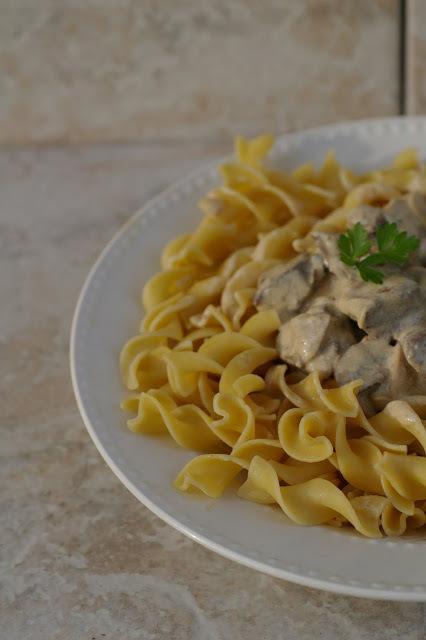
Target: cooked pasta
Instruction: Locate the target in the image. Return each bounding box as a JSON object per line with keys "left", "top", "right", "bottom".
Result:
{"left": 120, "top": 135, "right": 426, "bottom": 538}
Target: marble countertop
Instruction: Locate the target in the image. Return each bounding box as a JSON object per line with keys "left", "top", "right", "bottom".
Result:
{"left": 2, "top": 142, "right": 426, "bottom": 640}
{"left": 0, "top": 1, "right": 399, "bottom": 144}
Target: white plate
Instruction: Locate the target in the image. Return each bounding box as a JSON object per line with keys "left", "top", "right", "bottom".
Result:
{"left": 71, "top": 117, "right": 426, "bottom": 601}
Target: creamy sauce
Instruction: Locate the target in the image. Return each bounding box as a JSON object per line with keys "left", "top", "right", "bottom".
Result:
{"left": 255, "top": 193, "right": 426, "bottom": 413}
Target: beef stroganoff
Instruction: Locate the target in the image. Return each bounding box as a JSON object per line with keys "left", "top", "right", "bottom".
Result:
{"left": 120, "top": 135, "right": 426, "bottom": 538}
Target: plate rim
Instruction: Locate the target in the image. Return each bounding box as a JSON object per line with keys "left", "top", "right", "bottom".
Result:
{"left": 70, "top": 115, "right": 426, "bottom": 601}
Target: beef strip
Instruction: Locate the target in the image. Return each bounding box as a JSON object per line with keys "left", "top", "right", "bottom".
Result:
{"left": 370, "top": 342, "right": 426, "bottom": 410}
{"left": 334, "top": 337, "right": 393, "bottom": 392}
{"left": 334, "top": 337, "right": 425, "bottom": 414}
{"left": 399, "top": 326, "right": 426, "bottom": 374}
{"left": 336, "top": 276, "right": 424, "bottom": 340}
{"left": 255, "top": 253, "right": 326, "bottom": 322}
{"left": 311, "top": 231, "right": 355, "bottom": 280}
{"left": 384, "top": 196, "right": 426, "bottom": 239}
{"left": 254, "top": 191, "right": 426, "bottom": 407}
{"left": 277, "top": 303, "right": 355, "bottom": 378}
{"left": 334, "top": 337, "right": 393, "bottom": 414}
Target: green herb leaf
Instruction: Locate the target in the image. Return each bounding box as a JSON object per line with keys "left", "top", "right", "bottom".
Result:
{"left": 358, "top": 253, "right": 387, "bottom": 267}
{"left": 376, "top": 222, "right": 420, "bottom": 264}
{"left": 356, "top": 253, "right": 386, "bottom": 284}
{"left": 357, "top": 264, "right": 384, "bottom": 284}
{"left": 375, "top": 222, "right": 399, "bottom": 252}
{"left": 338, "top": 222, "right": 371, "bottom": 260}
{"left": 337, "top": 220, "right": 420, "bottom": 284}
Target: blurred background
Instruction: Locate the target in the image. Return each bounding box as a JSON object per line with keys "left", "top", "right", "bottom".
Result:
{"left": 1, "top": 0, "right": 423, "bottom": 146}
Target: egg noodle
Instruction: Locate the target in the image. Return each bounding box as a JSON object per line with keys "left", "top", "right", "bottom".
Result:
{"left": 120, "top": 135, "right": 426, "bottom": 538}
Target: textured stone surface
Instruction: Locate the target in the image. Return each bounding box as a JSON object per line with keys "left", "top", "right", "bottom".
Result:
{"left": 0, "top": 0, "right": 399, "bottom": 144}
{"left": 407, "top": 0, "right": 426, "bottom": 114}
{"left": 1, "top": 144, "right": 426, "bottom": 639}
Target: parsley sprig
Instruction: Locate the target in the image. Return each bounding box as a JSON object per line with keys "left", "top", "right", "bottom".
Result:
{"left": 338, "top": 222, "right": 420, "bottom": 284}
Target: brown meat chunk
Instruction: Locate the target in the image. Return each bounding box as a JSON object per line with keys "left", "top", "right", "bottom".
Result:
{"left": 311, "top": 232, "right": 352, "bottom": 279}
{"left": 334, "top": 337, "right": 426, "bottom": 414}
{"left": 256, "top": 192, "right": 426, "bottom": 407}
{"left": 384, "top": 196, "right": 426, "bottom": 240}
{"left": 277, "top": 307, "right": 355, "bottom": 378}
{"left": 334, "top": 337, "right": 392, "bottom": 392}
{"left": 399, "top": 326, "right": 426, "bottom": 374}
{"left": 255, "top": 254, "right": 325, "bottom": 322}
{"left": 336, "top": 276, "right": 422, "bottom": 340}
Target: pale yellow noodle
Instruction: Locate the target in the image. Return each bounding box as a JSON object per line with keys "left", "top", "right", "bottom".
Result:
{"left": 120, "top": 135, "right": 426, "bottom": 538}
